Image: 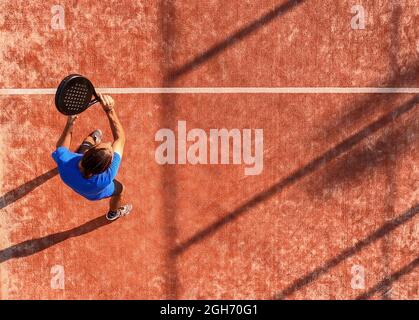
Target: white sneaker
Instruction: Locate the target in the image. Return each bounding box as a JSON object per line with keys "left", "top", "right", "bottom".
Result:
{"left": 106, "top": 204, "right": 133, "bottom": 221}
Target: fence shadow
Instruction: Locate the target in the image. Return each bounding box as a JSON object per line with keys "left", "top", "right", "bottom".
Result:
{"left": 167, "top": 0, "right": 306, "bottom": 81}
{"left": 319, "top": 62, "right": 418, "bottom": 143}
{"left": 171, "top": 96, "right": 418, "bottom": 256}
{"left": 160, "top": 0, "right": 180, "bottom": 299}
{"left": 356, "top": 257, "right": 419, "bottom": 300}
{"left": 160, "top": 0, "right": 307, "bottom": 299}
{"left": 305, "top": 107, "right": 418, "bottom": 197}
{"left": 273, "top": 204, "right": 418, "bottom": 299}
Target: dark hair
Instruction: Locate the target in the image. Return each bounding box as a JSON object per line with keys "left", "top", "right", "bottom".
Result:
{"left": 81, "top": 147, "right": 113, "bottom": 178}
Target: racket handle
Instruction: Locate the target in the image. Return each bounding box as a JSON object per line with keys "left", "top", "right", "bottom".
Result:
{"left": 88, "top": 89, "right": 101, "bottom": 107}
{"left": 87, "top": 98, "right": 100, "bottom": 108}
{"left": 92, "top": 89, "right": 100, "bottom": 100}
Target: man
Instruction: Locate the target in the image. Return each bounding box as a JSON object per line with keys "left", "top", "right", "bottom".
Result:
{"left": 52, "top": 94, "right": 132, "bottom": 221}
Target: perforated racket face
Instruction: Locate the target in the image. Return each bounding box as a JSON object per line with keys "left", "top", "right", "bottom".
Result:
{"left": 55, "top": 75, "right": 95, "bottom": 115}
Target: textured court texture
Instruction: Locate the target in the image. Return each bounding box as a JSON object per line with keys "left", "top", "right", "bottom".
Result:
{"left": 0, "top": 0, "right": 418, "bottom": 299}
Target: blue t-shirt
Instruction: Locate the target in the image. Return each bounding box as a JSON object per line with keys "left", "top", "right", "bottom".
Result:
{"left": 51, "top": 147, "right": 122, "bottom": 201}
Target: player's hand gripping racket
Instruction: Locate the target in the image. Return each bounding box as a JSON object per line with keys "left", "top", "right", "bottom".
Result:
{"left": 55, "top": 74, "right": 101, "bottom": 115}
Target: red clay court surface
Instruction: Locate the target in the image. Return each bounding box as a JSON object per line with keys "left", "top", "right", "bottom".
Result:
{"left": 0, "top": 0, "right": 418, "bottom": 299}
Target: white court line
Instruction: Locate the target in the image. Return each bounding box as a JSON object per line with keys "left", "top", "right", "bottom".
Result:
{"left": 0, "top": 87, "right": 418, "bottom": 95}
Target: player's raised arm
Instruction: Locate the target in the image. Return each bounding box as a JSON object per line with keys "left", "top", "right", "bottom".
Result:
{"left": 99, "top": 94, "right": 126, "bottom": 157}
{"left": 55, "top": 115, "right": 78, "bottom": 149}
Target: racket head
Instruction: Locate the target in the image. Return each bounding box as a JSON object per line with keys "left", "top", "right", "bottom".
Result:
{"left": 55, "top": 74, "right": 98, "bottom": 115}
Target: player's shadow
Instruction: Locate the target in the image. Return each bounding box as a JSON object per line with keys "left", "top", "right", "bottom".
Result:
{"left": 0, "top": 215, "right": 112, "bottom": 264}
{"left": 166, "top": 0, "right": 306, "bottom": 81}
{"left": 0, "top": 168, "right": 59, "bottom": 210}
{"left": 171, "top": 95, "right": 418, "bottom": 256}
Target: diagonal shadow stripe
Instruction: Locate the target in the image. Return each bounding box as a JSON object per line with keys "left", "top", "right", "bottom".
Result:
{"left": 171, "top": 95, "right": 418, "bottom": 256}
{"left": 274, "top": 204, "right": 419, "bottom": 299}
{"left": 356, "top": 257, "right": 419, "bottom": 300}
{"left": 0, "top": 168, "right": 59, "bottom": 210}
{"left": 167, "top": 0, "right": 307, "bottom": 81}
{"left": 321, "top": 63, "right": 418, "bottom": 142}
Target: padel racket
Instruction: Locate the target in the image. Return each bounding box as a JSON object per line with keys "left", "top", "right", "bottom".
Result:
{"left": 55, "top": 74, "right": 101, "bottom": 115}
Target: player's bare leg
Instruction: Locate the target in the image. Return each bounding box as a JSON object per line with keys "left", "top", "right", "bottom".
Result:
{"left": 106, "top": 182, "right": 132, "bottom": 221}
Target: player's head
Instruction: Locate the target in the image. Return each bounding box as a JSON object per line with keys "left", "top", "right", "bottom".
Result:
{"left": 81, "top": 143, "right": 113, "bottom": 178}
